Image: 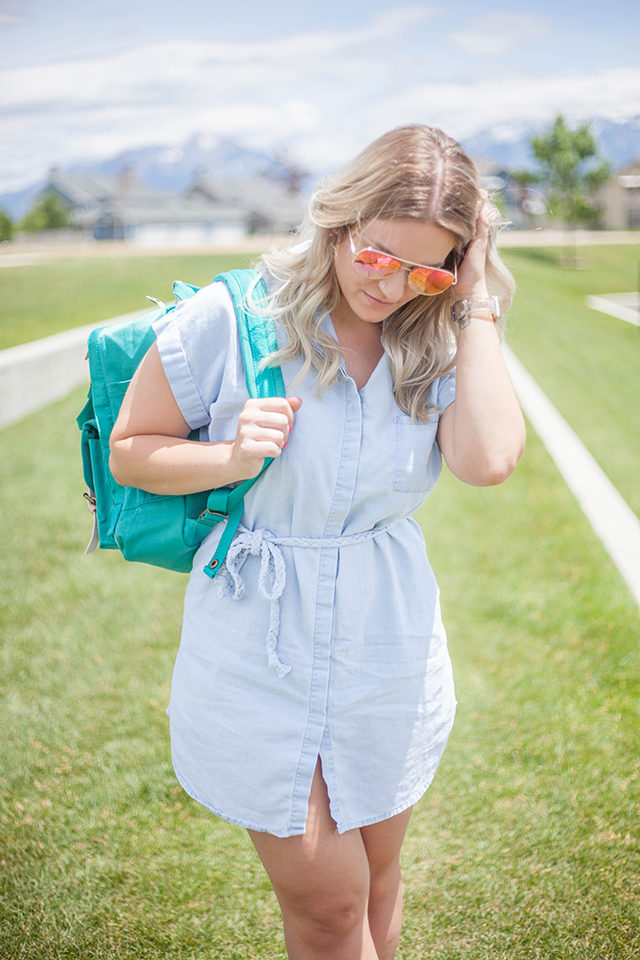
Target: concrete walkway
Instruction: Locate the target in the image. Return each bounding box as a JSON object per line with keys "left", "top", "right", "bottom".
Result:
{"left": 586, "top": 292, "right": 640, "bottom": 327}
{"left": 0, "top": 309, "right": 146, "bottom": 429}
{"left": 504, "top": 346, "right": 640, "bottom": 608}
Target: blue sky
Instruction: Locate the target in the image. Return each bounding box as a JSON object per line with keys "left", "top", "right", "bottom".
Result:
{"left": 1, "top": 0, "right": 639, "bottom": 193}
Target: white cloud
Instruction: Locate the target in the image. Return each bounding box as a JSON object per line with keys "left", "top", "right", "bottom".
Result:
{"left": 0, "top": 9, "right": 436, "bottom": 190}
{"left": 360, "top": 68, "right": 640, "bottom": 140}
{"left": 450, "top": 12, "right": 550, "bottom": 57}
{"left": 1, "top": 4, "right": 435, "bottom": 109}
{"left": 1, "top": 5, "right": 639, "bottom": 195}
{"left": 0, "top": 0, "right": 31, "bottom": 26}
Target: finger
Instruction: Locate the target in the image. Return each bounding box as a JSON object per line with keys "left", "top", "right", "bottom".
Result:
{"left": 468, "top": 213, "right": 489, "bottom": 251}
{"left": 250, "top": 411, "right": 292, "bottom": 433}
{"left": 244, "top": 397, "right": 293, "bottom": 415}
{"left": 256, "top": 396, "right": 302, "bottom": 432}
{"left": 243, "top": 437, "right": 287, "bottom": 459}
{"left": 244, "top": 396, "right": 301, "bottom": 428}
{"left": 235, "top": 433, "right": 286, "bottom": 463}
{"left": 240, "top": 419, "right": 290, "bottom": 444}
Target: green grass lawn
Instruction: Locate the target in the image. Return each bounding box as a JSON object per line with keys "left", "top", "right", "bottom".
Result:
{"left": 1, "top": 384, "right": 638, "bottom": 959}
{"left": 501, "top": 243, "right": 640, "bottom": 516}
{"left": 0, "top": 252, "right": 253, "bottom": 349}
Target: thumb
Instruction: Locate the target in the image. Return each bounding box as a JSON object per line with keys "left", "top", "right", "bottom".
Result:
{"left": 287, "top": 396, "right": 303, "bottom": 413}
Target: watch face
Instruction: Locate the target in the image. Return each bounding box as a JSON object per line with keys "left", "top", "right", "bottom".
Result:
{"left": 453, "top": 300, "right": 470, "bottom": 321}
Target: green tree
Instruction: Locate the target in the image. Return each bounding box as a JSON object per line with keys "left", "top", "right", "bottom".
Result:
{"left": 530, "top": 115, "right": 610, "bottom": 230}
{"left": 20, "top": 192, "right": 72, "bottom": 232}
{"left": 0, "top": 209, "right": 14, "bottom": 242}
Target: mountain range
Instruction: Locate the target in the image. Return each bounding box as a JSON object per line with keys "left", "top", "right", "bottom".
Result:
{"left": 2, "top": 116, "right": 639, "bottom": 220}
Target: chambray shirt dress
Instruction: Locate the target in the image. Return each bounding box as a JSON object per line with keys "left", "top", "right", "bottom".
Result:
{"left": 153, "top": 275, "right": 457, "bottom": 838}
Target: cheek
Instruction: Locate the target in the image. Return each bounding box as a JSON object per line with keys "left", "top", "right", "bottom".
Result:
{"left": 334, "top": 245, "right": 354, "bottom": 293}
{"left": 399, "top": 289, "right": 421, "bottom": 309}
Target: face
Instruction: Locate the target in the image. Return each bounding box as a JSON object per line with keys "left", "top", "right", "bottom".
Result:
{"left": 333, "top": 218, "right": 457, "bottom": 329}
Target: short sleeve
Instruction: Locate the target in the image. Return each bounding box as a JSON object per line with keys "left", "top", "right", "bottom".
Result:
{"left": 436, "top": 370, "right": 456, "bottom": 414}
{"left": 152, "top": 281, "right": 242, "bottom": 430}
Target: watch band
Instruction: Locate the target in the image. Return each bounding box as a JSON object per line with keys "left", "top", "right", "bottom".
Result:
{"left": 451, "top": 296, "right": 500, "bottom": 329}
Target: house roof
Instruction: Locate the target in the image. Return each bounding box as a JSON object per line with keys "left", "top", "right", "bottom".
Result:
{"left": 615, "top": 157, "right": 640, "bottom": 176}
{"left": 45, "top": 171, "right": 171, "bottom": 209}
{"left": 614, "top": 156, "right": 640, "bottom": 188}
{"left": 187, "top": 175, "right": 307, "bottom": 229}
{"left": 42, "top": 169, "right": 305, "bottom": 231}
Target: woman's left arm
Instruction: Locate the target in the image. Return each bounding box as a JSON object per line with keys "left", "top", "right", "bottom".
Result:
{"left": 437, "top": 206, "right": 526, "bottom": 487}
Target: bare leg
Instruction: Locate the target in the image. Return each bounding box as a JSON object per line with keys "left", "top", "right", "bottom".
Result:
{"left": 248, "top": 760, "right": 379, "bottom": 959}
{"left": 361, "top": 807, "right": 412, "bottom": 960}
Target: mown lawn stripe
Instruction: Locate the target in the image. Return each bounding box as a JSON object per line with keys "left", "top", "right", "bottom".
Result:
{"left": 1, "top": 384, "right": 637, "bottom": 959}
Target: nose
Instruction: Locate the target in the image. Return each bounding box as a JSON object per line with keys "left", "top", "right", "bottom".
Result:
{"left": 378, "top": 270, "right": 407, "bottom": 300}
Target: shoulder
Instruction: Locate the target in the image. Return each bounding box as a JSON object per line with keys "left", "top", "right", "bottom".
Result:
{"left": 150, "top": 280, "right": 246, "bottom": 428}
{"left": 152, "top": 279, "right": 240, "bottom": 358}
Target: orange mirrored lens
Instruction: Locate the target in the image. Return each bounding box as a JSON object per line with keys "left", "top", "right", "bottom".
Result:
{"left": 407, "top": 267, "right": 455, "bottom": 295}
{"left": 354, "top": 250, "right": 401, "bottom": 274}
{"left": 352, "top": 242, "right": 455, "bottom": 296}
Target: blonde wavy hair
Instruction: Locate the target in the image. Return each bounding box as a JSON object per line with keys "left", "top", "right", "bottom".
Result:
{"left": 258, "top": 125, "right": 515, "bottom": 421}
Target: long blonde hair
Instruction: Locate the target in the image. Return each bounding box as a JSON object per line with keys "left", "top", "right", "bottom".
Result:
{"left": 258, "top": 125, "right": 515, "bottom": 421}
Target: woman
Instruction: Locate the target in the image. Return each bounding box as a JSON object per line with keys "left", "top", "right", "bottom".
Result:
{"left": 110, "top": 125, "right": 525, "bottom": 959}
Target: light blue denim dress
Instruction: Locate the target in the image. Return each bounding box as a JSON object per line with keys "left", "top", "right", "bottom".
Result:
{"left": 153, "top": 277, "right": 457, "bottom": 838}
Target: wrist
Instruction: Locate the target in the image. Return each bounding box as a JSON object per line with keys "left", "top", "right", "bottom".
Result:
{"left": 451, "top": 296, "right": 500, "bottom": 330}
{"left": 208, "top": 439, "right": 246, "bottom": 486}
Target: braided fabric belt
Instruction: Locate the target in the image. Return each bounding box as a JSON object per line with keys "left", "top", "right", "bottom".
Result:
{"left": 215, "top": 521, "right": 403, "bottom": 678}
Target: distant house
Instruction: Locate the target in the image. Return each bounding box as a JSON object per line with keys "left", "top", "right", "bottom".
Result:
{"left": 597, "top": 158, "right": 640, "bottom": 230}
{"left": 39, "top": 167, "right": 307, "bottom": 245}
{"left": 473, "top": 157, "right": 509, "bottom": 197}
{"left": 470, "top": 157, "right": 521, "bottom": 219}
{"left": 185, "top": 174, "right": 307, "bottom": 235}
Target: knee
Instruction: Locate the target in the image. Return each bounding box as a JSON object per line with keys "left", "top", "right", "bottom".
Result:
{"left": 289, "top": 889, "right": 368, "bottom": 946}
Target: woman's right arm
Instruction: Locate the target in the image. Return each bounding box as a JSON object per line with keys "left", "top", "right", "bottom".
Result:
{"left": 109, "top": 342, "right": 300, "bottom": 495}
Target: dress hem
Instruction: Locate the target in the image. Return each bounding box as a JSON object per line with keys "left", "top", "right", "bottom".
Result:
{"left": 171, "top": 746, "right": 451, "bottom": 838}
{"left": 171, "top": 758, "right": 307, "bottom": 837}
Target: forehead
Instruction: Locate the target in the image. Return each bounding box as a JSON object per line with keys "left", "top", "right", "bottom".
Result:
{"left": 360, "top": 218, "right": 456, "bottom": 265}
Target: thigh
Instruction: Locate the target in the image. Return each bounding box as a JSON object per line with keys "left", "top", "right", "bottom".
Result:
{"left": 248, "top": 760, "right": 370, "bottom": 910}
{"left": 360, "top": 805, "right": 413, "bottom": 877}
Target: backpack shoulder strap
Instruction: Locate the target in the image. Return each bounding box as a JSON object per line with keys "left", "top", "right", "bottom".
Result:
{"left": 199, "top": 269, "right": 286, "bottom": 580}
{"left": 214, "top": 269, "right": 285, "bottom": 400}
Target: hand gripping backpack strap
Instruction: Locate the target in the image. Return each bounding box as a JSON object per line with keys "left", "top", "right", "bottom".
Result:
{"left": 201, "top": 270, "right": 285, "bottom": 579}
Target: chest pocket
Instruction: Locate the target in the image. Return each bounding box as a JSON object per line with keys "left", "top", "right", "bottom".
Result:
{"left": 393, "top": 415, "right": 439, "bottom": 493}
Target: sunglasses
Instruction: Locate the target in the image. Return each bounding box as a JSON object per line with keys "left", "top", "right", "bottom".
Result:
{"left": 348, "top": 229, "right": 457, "bottom": 296}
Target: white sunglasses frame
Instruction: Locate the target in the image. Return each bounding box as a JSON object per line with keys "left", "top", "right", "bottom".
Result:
{"left": 347, "top": 228, "right": 457, "bottom": 296}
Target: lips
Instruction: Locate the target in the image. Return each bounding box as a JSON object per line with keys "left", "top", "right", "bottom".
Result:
{"left": 363, "top": 290, "right": 393, "bottom": 307}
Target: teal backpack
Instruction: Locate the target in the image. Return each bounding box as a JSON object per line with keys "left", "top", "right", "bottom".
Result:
{"left": 77, "top": 269, "right": 285, "bottom": 577}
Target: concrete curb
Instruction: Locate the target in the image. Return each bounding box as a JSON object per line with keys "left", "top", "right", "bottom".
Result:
{"left": 504, "top": 346, "right": 640, "bottom": 608}
{"left": 586, "top": 293, "right": 640, "bottom": 326}
{"left": 0, "top": 309, "right": 146, "bottom": 430}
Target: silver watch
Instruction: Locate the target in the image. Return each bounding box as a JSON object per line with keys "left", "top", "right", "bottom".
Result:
{"left": 451, "top": 296, "right": 500, "bottom": 329}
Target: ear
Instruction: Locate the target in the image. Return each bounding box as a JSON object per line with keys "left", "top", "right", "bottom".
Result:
{"left": 329, "top": 226, "right": 348, "bottom": 254}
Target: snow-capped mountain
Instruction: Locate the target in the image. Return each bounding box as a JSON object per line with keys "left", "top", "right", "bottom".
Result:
{"left": 460, "top": 116, "right": 640, "bottom": 172}
{"left": 2, "top": 117, "right": 639, "bottom": 220}
{"left": 65, "top": 133, "right": 299, "bottom": 193}
{"left": 0, "top": 134, "right": 312, "bottom": 219}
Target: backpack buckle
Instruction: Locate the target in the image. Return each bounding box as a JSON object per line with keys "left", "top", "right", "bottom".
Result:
{"left": 198, "top": 507, "right": 227, "bottom": 523}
